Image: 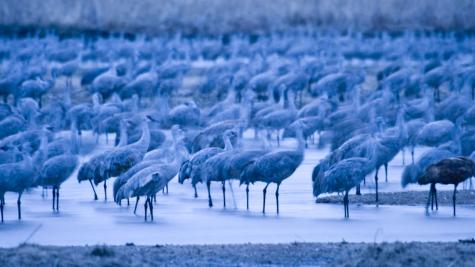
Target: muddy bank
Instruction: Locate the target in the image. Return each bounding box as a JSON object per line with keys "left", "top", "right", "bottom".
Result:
{"left": 316, "top": 190, "right": 475, "bottom": 206}
{"left": 1, "top": 242, "right": 475, "bottom": 266}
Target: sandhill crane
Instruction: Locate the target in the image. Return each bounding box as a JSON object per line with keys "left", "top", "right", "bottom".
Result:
{"left": 240, "top": 123, "right": 304, "bottom": 213}
{"left": 199, "top": 130, "right": 236, "bottom": 208}
{"left": 18, "top": 76, "right": 54, "bottom": 108}
{"left": 94, "top": 117, "right": 151, "bottom": 200}
{"left": 0, "top": 115, "right": 27, "bottom": 140}
{"left": 418, "top": 157, "right": 475, "bottom": 216}
{"left": 166, "top": 100, "right": 201, "bottom": 128}
{"left": 178, "top": 147, "right": 223, "bottom": 198}
{"left": 417, "top": 120, "right": 455, "bottom": 147}
{"left": 259, "top": 89, "right": 298, "bottom": 146}
{"left": 37, "top": 120, "right": 79, "bottom": 211}
{"left": 0, "top": 132, "right": 48, "bottom": 222}
{"left": 283, "top": 116, "right": 324, "bottom": 148}
{"left": 314, "top": 157, "right": 374, "bottom": 218}
{"left": 191, "top": 120, "right": 241, "bottom": 153}
{"left": 118, "top": 142, "right": 189, "bottom": 221}
{"left": 223, "top": 149, "right": 268, "bottom": 210}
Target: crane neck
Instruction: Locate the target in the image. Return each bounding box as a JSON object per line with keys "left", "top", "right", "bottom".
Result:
{"left": 70, "top": 119, "right": 79, "bottom": 154}
{"left": 289, "top": 95, "right": 297, "bottom": 112}
{"left": 92, "top": 93, "right": 101, "bottom": 110}
{"left": 63, "top": 80, "right": 72, "bottom": 107}
{"left": 278, "top": 86, "right": 285, "bottom": 107}
{"left": 224, "top": 134, "right": 233, "bottom": 151}
{"left": 295, "top": 127, "right": 305, "bottom": 153}
{"left": 130, "top": 95, "right": 139, "bottom": 112}
{"left": 33, "top": 131, "right": 48, "bottom": 168}
{"left": 172, "top": 139, "right": 189, "bottom": 168}
{"left": 118, "top": 120, "right": 128, "bottom": 147}
{"left": 137, "top": 120, "right": 151, "bottom": 153}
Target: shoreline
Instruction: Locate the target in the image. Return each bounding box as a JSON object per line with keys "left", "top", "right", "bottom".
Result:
{"left": 2, "top": 241, "right": 475, "bottom": 266}
{"left": 316, "top": 190, "right": 475, "bottom": 206}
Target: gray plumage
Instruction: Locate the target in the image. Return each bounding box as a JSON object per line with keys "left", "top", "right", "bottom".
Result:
{"left": 313, "top": 157, "right": 373, "bottom": 218}
{"left": 118, "top": 144, "right": 188, "bottom": 221}
{"left": 178, "top": 147, "right": 223, "bottom": 198}
{"left": 191, "top": 120, "right": 241, "bottom": 153}
{"left": 94, "top": 118, "right": 151, "bottom": 200}
{"left": 166, "top": 100, "right": 201, "bottom": 128}
{"left": 417, "top": 120, "right": 454, "bottom": 147}
{"left": 222, "top": 149, "right": 268, "bottom": 210}
{"left": 0, "top": 133, "right": 47, "bottom": 222}
{"left": 198, "top": 131, "right": 235, "bottom": 207}
{"left": 240, "top": 125, "right": 305, "bottom": 213}
{"left": 0, "top": 115, "right": 26, "bottom": 141}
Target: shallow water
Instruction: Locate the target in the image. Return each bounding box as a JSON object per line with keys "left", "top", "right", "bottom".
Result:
{"left": 1, "top": 130, "right": 474, "bottom": 247}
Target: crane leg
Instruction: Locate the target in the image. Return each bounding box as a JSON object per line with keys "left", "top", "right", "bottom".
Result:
{"left": 275, "top": 183, "right": 280, "bottom": 214}
{"left": 356, "top": 184, "right": 361, "bottom": 195}
{"left": 453, "top": 185, "right": 458, "bottom": 217}
{"left": 52, "top": 187, "right": 56, "bottom": 211}
{"left": 344, "top": 190, "right": 349, "bottom": 218}
{"left": 17, "top": 193, "right": 22, "bottom": 220}
{"left": 153, "top": 194, "right": 157, "bottom": 203}
{"left": 425, "top": 186, "right": 432, "bottom": 216}
{"left": 194, "top": 185, "right": 198, "bottom": 198}
{"left": 431, "top": 185, "right": 435, "bottom": 211}
{"left": 411, "top": 148, "right": 415, "bottom": 164}
{"left": 434, "top": 185, "right": 438, "bottom": 211}
{"left": 149, "top": 197, "right": 154, "bottom": 221}
{"left": 1, "top": 196, "right": 4, "bottom": 223}
{"left": 207, "top": 181, "right": 213, "bottom": 207}
{"left": 78, "top": 129, "right": 82, "bottom": 148}
{"left": 222, "top": 181, "right": 226, "bottom": 208}
{"left": 262, "top": 183, "right": 269, "bottom": 214}
{"left": 276, "top": 131, "right": 280, "bottom": 147}
{"left": 166, "top": 184, "right": 169, "bottom": 194}
{"left": 246, "top": 184, "right": 249, "bottom": 210}
{"left": 374, "top": 169, "right": 379, "bottom": 206}
{"left": 127, "top": 198, "right": 130, "bottom": 206}
{"left": 144, "top": 197, "right": 148, "bottom": 221}
{"left": 134, "top": 197, "right": 140, "bottom": 214}
{"left": 103, "top": 180, "right": 107, "bottom": 201}
{"left": 56, "top": 187, "right": 60, "bottom": 212}
{"left": 89, "top": 179, "right": 98, "bottom": 200}
{"left": 384, "top": 163, "right": 388, "bottom": 183}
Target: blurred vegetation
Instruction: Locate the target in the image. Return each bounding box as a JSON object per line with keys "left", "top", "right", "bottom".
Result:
{"left": 0, "top": 0, "right": 474, "bottom": 35}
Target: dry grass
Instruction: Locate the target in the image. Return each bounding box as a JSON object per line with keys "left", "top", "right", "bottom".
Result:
{"left": 2, "top": 242, "right": 475, "bottom": 266}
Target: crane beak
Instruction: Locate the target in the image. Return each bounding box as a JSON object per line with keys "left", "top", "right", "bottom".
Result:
{"left": 146, "top": 115, "right": 157, "bottom": 122}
